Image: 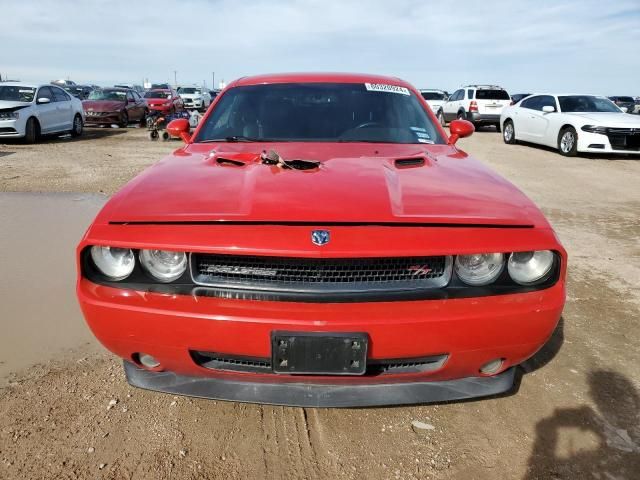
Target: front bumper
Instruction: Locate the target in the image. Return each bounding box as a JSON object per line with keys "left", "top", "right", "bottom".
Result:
{"left": 0, "top": 118, "right": 24, "bottom": 138}
{"left": 148, "top": 105, "right": 172, "bottom": 113}
{"left": 84, "top": 113, "right": 121, "bottom": 125}
{"left": 578, "top": 130, "right": 640, "bottom": 155}
{"left": 124, "top": 361, "right": 517, "bottom": 407}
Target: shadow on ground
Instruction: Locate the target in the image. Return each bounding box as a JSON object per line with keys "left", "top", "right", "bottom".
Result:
{"left": 524, "top": 369, "right": 640, "bottom": 479}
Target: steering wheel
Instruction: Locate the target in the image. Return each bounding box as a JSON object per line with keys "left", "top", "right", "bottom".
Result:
{"left": 353, "top": 121, "right": 382, "bottom": 130}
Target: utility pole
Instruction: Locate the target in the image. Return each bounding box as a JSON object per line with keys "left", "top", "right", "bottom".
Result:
{"left": 173, "top": 70, "right": 177, "bottom": 87}
{"left": 212, "top": 72, "right": 215, "bottom": 90}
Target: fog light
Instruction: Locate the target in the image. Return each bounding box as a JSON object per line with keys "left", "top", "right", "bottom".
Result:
{"left": 138, "top": 353, "right": 160, "bottom": 369}
{"left": 480, "top": 358, "right": 504, "bottom": 375}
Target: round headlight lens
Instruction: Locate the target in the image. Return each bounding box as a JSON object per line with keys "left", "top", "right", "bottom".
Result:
{"left": 508, "top": 250, "right": 554, "bottom": 285}
{"left": 90, "top": 246, "right": 135, "bottom": 280}
{"left": 455, "top": 253, "right": 505, "bottom": 286}
{"left": 139, "top": 249, "right": 187, "bottom": 282}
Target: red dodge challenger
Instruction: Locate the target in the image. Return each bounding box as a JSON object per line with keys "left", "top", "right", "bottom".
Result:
{"left": 77, "top": 73, "right": 566, "bottom": 407}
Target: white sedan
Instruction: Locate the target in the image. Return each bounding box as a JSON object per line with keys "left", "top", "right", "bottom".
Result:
{"left": 500, "top": 94, "right": 640, "bottom": 156}
{"left": 0, "top": 83, "right": 84, "bottom": 143}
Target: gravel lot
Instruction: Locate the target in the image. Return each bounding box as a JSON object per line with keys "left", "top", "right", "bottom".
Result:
{"left": 0, "top": 127, "right": 638, "bottom": 479}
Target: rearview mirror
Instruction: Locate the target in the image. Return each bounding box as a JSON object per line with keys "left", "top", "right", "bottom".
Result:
{"left": 37, "top": 97, "right": 51, "bottom": 104}
{"left": 448, "top": 119, "right": 474, "bottom": 144}
{"left": 542, "top": 106, "right": 556, "bottom": 113}
{"left": 167, "top": 118, "right": 191, "bottom": 143}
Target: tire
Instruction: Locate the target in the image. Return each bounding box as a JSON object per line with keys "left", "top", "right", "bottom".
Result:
{"left": 140, "top": 109, "right": 149, "bottom": 126}
{"left": 558, "top": 126, "right": 578, "bottom": 156}
{"left": 494, "top": 122, "right": 501, "bottom": 133}
{"left": 149, "top": 130, "right": 159, "bottom": 141}
{"left": 457, "top": 111, "right": 466, "bottom": 121}
{"left": 161, "top": 131, "right": 170, "bottom": 141}
{"left": 119, "top": 111, "right": 128, "bottom": 128}
{"left": 503, "top": 120, "right": 516, "bottom": 144}
{"left": 24, "top": 117, "right": 39, "bottom": 144}
{"left": 70, "top": 114, "right": 83, "bottom": 137}
{"left": 437, "top": 110, "right": 446, "bottom": 127}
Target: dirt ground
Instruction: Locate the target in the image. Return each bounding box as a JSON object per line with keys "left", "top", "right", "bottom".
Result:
{"left": 0, "top": 126, "right": 639, "bottom": 480}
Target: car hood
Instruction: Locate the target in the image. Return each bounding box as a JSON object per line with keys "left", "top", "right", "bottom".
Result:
{"left": 565, "top": 112, "right": 640, "bottom": 126}
{"left": 179, "top": 93, "right": 201, "bottom": 99}
{"left": 83, "top": 100, "right": 125, "bottom": 111}
{"left": 0, "top": 100, "right": 32, "bottom": 110}
{"left": 98, "top": 143, "right": 549, "bottom": 227}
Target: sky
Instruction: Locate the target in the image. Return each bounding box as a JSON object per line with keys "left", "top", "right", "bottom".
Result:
{"left": 1, "top": 0, "right": 638, "bottom": 95}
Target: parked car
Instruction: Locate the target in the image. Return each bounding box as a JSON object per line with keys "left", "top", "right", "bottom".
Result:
{"left": 608, "top": 96, "right": 636, "bottom": 114}
{"left": 510, "top": 93, "right": 532, "bottom": 104}
{"left": 438, "top": 85, "right": 511, "bottom": 131}
{"left": 83, "top": 88, "right": 148, "bottom": 127}
{"left": 177, "top": 86, "right": 211, "bottom": 111}
{"left": 500, "top": 94, "right": 640, "bottom": 156}
{"left": 63, "top": 85, "right": 94, "bottom": 100}
{"left": 77, "top": 73, "right": 566, "bottom": 407}
{"left": 151, "top": 83, "right": 171, "bottom": 90}
{"left": 114, "top": 83, "right": 145, "bottom": 95}
{"left": 419, "top": 89, "right": 448, "bottom": 114}
{"left": 51, "top": 79, "right": 76, "bottom": 87}
{"left": 0, "top": 83, "right": 84, "bottom": 142}
{"left": 144, "top": 88, "right": 183, "bottom": 114}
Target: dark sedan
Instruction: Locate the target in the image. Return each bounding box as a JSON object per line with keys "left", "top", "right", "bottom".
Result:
{"left": 83, "top": 88, "right": 148, "bottom": 127}
{"left": 608, "top": 96, "right": 636, "bottom": 114}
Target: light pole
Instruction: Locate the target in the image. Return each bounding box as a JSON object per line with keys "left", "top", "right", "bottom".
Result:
{"left": 212, "top": 72, "right": 215, "bottom": 90}
{"left": 173, "top": 70, "right": 177, "bottom": 87}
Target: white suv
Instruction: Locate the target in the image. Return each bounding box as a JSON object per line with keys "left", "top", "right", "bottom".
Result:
{"left": 437, "top": 85, "right": 511, "bottom": 131}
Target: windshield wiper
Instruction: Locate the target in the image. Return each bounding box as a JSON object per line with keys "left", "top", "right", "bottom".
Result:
{"left": 199, "top": 135, "right": 276, "bottom": 143}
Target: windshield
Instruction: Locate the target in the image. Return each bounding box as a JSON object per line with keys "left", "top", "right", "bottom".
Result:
{"left": 0, "top": 86, "right": 36, "bottom": 102}
{"left": 475, "top": 89, "right": 510, "bottom": 100}
{"left": 195, "top": 83, "right": 445, "bottom": 144}
{"left": 179, "top": 87, "right": 198, "bottom": 94}
{"left": 421, "top": 91, "right": 446, "bottom": 100}
{"left": 559, "top": 96, "right": 620, "bottom": 113}
{"left": 144, "top": 90, "right": 171, "bottom": 99}
{"left": 88, "top": 89, "right": 126, "bottom": 101}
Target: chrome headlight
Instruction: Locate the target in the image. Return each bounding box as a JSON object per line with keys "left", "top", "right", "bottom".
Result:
{"left": 454, "top": 253, "right": 505, "bottom": 286}
{"left": 90, "top": 246, "right": 135, "bottom": 280}
{"left": 508, "top": 250, "right": 555, "bottom": 285}
{"left": 139, "top": 249, "right": 187, "bottom": 282}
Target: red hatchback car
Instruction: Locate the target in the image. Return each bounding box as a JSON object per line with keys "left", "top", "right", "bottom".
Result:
{"left": 77, "top": 73, "right": 566, "bottom": 407}
{"left": 143, "top": 88, "right": 183, "bottom": 114}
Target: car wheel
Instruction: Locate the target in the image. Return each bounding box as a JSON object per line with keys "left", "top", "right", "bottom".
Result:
{"left": 119, "top": 111, "right": 129, "bottom": 128}
{"left": 161, "top": 131, "right": 171, "bottom": 141}
{"left": 140, "top": 109, "right": 149, "bottom": 126}
{"left": 70, "top": 114, "right": 83, "bottom": 137}
{"left": 558, "top": 127, "right": 578, "bottom": 156}
{"left": 149, "top": 130, "right": 159, "bottom": 141}
{"left": 457, "top": 111, "right": 466, "bottom": 121}
{"left": 437, "top": 110, "right": 446, "bottom": 127}
{"left": 494, "top": 122, "right": 501, "bottom": 133}
{"left": 503, "top": 120, "right": 516, "bottom": 144}
{"left": 24, "top": 117, "right": 40, "bottom": 144}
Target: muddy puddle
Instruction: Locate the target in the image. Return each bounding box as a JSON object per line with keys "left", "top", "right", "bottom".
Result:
{"left": 0, "top": 193, "right": 107, "bottom": 383}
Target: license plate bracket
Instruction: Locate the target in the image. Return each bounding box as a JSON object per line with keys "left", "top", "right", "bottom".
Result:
{"left": 271, "top": 332, "right": 368, "bottom": 375}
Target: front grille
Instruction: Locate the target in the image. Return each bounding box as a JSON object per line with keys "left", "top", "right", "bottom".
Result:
{"left": 190, "top": 350, "right": 448, "bottom": 376}
{"left": 190, "top": 254, "right": 452, "bottom": 293}
{"left": 606, "top": 128, "right": 640, "bottom": 151}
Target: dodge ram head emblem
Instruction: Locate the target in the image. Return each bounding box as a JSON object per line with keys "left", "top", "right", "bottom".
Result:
{"left": 311, "top": 230, "right": 330, "bottom": 246}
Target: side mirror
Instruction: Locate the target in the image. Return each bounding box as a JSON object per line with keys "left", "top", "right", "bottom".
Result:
{"left": 448, "top": 119, "right": 474, "bottom": 144}
{"left": 621, "top": 107, "right": 628, "bottom": 113}
{"left": 37, "top": 97, "right": 51, "bottom": 104}
{"left": 167, "top": 118, "right": 191, "bottom": 143}
{"left": 542, "top": 105, "right": 556, "bottom": 113}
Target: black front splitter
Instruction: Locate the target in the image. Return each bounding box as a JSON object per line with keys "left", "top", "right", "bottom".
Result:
{"left": 124, "top": 362, "right": 516, "bottom": 408}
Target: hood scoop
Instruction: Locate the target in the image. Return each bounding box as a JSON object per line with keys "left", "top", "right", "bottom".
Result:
{"left": 394, "top": 157, "right": 426, "bottom": 168}
{"left": 210, "top": 150, "right": 321, "bottom": 171}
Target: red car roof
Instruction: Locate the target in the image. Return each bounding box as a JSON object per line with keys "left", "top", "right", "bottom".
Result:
{"left": 232, "top": 72, "right": 409, "bottom": 88}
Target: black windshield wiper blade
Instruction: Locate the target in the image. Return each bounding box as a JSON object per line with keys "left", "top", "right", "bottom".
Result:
{"left": 198, "top": 136, "right": 277, "bottom": 143}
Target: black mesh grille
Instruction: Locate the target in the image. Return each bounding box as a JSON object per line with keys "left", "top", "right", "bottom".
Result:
{"left": 191, "top": 254, "right": 451, "bottom": 293}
